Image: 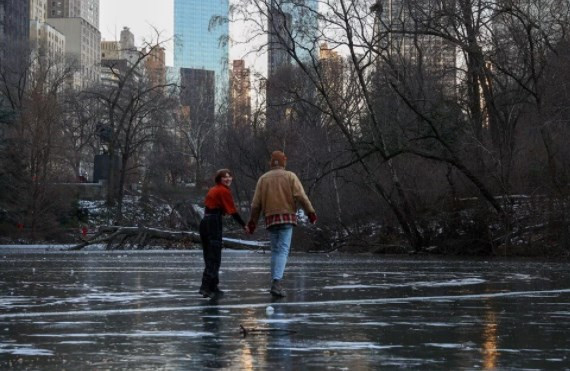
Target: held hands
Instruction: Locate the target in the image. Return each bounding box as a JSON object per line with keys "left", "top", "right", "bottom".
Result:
{"left": 246, "top": 220, "right": 256, "bottom": 234}
{"left": 308, "top": 212, "right": 317, "bottom": 224}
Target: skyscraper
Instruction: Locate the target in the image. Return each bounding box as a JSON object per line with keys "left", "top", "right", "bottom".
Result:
{"left": 30, "top": 0, "right": 47, "bottom": 22}
{"left": 47, "top": 0, "right": 99, "bottom": 29}
{"left": 180, "top": 68, "right": 215, "bottom": 127}
{"left": 268, "top": 6, "right": 292, "bottom": 78}
{"left": 266, "top": 0, "right": 318, "bottom": 127}
{"left": 0, "top": 0, "right": 30, "bottom": 54}
{"left": 267, "top": 0, "right": 318, "bottom": 77}
{"left": 144, "top": 47, "right": 166, "bottom": 89}
{"left": 30, "top": 0, "right": 66, "bottom": 63}
{"left": 46, "top": 17, "right": 100, "bottom": 89}
{"left": 0, "top": 0, "right": 29, "bottom": 136}
{"left": 46, "top": 0, "right": 101, "bottom": 89}
{"left": 174, "top": 0, "right": 229, "bottom": 105}
{"left": 30, "top": 19, "right": 66, "bottom": 62}
{"left": 319, "top": 43, "right": 344, "bottom": 107}
{"left": 230, "top": 60, "right": 251, "bottom": 128}
{"left": 372, "top": 0, "right": 456, "bottom": 93}
{"left": 100, "top": 27, "right": 141, "bottom": 88}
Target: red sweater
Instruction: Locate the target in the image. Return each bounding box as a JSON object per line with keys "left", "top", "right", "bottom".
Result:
{"left": 204, "top": 184, "right": 238, "bottom": 215}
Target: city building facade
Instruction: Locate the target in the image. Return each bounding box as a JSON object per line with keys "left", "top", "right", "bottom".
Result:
{"left": 42, "top": 0, "right": 101, "bottom": 89}
{"left": 144, "top": 46, "right": 166, "bottom": 88}
{"left": 100, "top": 41, "right": 121, "bottom": 86}
{"left": 165, "top": 66, "right": 180, "bottom": 85}
{"left": 373, "top": 0, "right": 456, "bottom": 93}
{"left": 47, "top": 0, "right": 99, "bottom": 29}
{"left": 267, "top": 0, "right": 318, "bottom": 77}
{"left": 266, "top": 0, "right": 318, "bottom": 127}
{"left": 0, "top": 0, "right": 30, "bottom": 53}
{"left": 319, "top": 42, "right": 344, "bottom": 104}
{"left": 119, "top": 26, "right": 138, "bottom": 65}
{"left": 101, "top": 40, "right": 121, "bottom": 60}
{"left": 179, "top": 68, "right": 215, "bottom": 126}
{"left": 100, "top": 28, "right": 144, "bottom": 88}
{"left": 268, "top": 7, "right": 292, "bottom": 78}
{"left": 174, "top": 0, "right": 229, "bottom": 106}
{"left": 0, "top": 0, "right": 29, "bottom": 140}
{"left": 30, "top": 0, "right": 48, "bottom": 22}
{"left": 101, "top": 27, "right": 136, "bottom": 63}
{"left": 30, "top": 20, "right": 66, "bottom": 61}
{"left": 46, "top": 17, "right": 101, "bottom": 89}
{"left": 30, "top": 0, "right": 66, "bottom": 63}
{"left": 230, "top": 60, "right": 251, "bottom": 128}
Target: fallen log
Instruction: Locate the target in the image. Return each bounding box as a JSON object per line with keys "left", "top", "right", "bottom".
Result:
{"left": 71, "top": 226, "right": 269, "bottom": 251}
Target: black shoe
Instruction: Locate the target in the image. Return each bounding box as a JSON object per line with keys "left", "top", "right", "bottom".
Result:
{"left": 270, "top": 279, "right": 286, "bottom": 297}
{"left": 199, "top": 287, "right": 215, "bottom": 299}
{"left": 212, "top": 287, "right": 225, "bottom": 296}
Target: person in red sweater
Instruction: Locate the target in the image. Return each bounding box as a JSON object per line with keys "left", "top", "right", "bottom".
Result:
{"left": 199, "top": 169, "right": 247, "bottom": 299}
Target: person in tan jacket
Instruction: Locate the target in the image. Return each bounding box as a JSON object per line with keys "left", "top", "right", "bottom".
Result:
{"left": 247, "top": 150, "right": 317, "bottom": 297}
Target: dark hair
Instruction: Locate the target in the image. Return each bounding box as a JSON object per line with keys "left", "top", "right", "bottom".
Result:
{"left": 214, "top": 169, "right": 232, "bottom": 184}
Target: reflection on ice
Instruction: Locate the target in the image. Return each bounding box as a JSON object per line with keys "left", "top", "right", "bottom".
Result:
{"left": 324, "top": 278, "right": 486, "bottom": 290}
{"left": 323, "top": 284, "right": 373, "bottom": 289}
{"left": 269, "top": 341, "right": 400, "bottom": 351}
{"left": 425, "top": 343, "right": 472, "bottom": 349}
{"left": 58, "top": 341, "right": 96, "bottom": 344}
{"left": 1, "top": 288, "right": 570, "bottom": 319}
{"left": 0, "top": 297, "right": 35, "bottom": 308}
{"left": 1, "top": 249, "right": 569, "bottom": 369}
{"left": 257, "top": 318, "right": 304, "bottom": 324}
{"left": 30, "top": 330, "right": 213, "bottom": 338}
{"left": 356, "top": 321, "right": 391, "bottom": 327}
{"left": 0, "top": 344, "right": 54, "bottom": 356}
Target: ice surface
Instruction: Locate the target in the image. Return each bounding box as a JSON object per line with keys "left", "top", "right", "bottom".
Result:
{"left": 1, "top": 248, "right": 569, "bottom": 369}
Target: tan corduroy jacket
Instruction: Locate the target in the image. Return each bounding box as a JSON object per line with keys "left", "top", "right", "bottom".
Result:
{"left": 250, "top": 166, "right": 315, "bottom": 225}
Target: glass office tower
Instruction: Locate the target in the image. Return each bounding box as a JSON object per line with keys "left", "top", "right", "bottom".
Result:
{"left": 267, "top": 0, "right": 318, "bottom": 77}
{"left": 174, "top": 0, "right": 229, "bottom": 106}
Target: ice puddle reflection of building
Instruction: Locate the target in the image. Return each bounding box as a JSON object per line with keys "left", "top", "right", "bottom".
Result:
{"left": 482, "top": 301, "right": 498, "bottom": 370}
{"left": 237, "top": 305, "right": 293, "bottom": 369}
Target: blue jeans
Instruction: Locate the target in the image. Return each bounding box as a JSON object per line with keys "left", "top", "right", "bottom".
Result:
{"left": 268, "top": 224, "right": 294, "bottom": 281}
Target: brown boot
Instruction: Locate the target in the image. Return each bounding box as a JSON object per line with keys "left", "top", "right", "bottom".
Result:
{"left": 270, "top": 279, "right": 286, "bottom": 297}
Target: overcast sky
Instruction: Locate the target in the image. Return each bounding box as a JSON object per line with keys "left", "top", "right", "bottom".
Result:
{"left": 99, "top": 0, "right": 266, "bottom": 76}
{"left": 100, "top": 0, "right": 175, "bottom": 65}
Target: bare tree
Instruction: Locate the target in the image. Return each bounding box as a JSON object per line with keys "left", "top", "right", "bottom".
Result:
{"left": 229, "top": 0, "right": 570, "bottom": 253}
{"left": 60, "top": 91, "right": 99, "bottom": 180}
{"left": 0, "top": 44, "right": 76, "bottom": 238}
{"left": 175, "top": 95, "right": 216, "bottom": 186}
{"left": 85, "top": 37, "right": 176, "bottom": 223}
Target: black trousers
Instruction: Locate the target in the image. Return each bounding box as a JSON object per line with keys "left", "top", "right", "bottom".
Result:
{"left": 199, "top": 213, "right": 223, "bottom": 291}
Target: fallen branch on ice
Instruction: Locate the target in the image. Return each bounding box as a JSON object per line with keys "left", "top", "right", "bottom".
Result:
{"left": 71, "top": 226, "right": 269, "bottom": 251}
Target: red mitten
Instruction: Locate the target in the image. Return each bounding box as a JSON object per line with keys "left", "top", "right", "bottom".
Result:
{"left": 308, "top": 212, "right": 317, "bottom": 224}
{"left": 247, "top": 220, "right": 256, "bottom": 234}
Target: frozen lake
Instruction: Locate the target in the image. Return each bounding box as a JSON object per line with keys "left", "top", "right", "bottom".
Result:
{"left": 1, "top": 247, "right": 569, "bottom": 369}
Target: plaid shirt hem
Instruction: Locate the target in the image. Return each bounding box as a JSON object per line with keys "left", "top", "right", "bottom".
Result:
{"left": 265, "top": 213, "right": 297, "bottom": 228}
